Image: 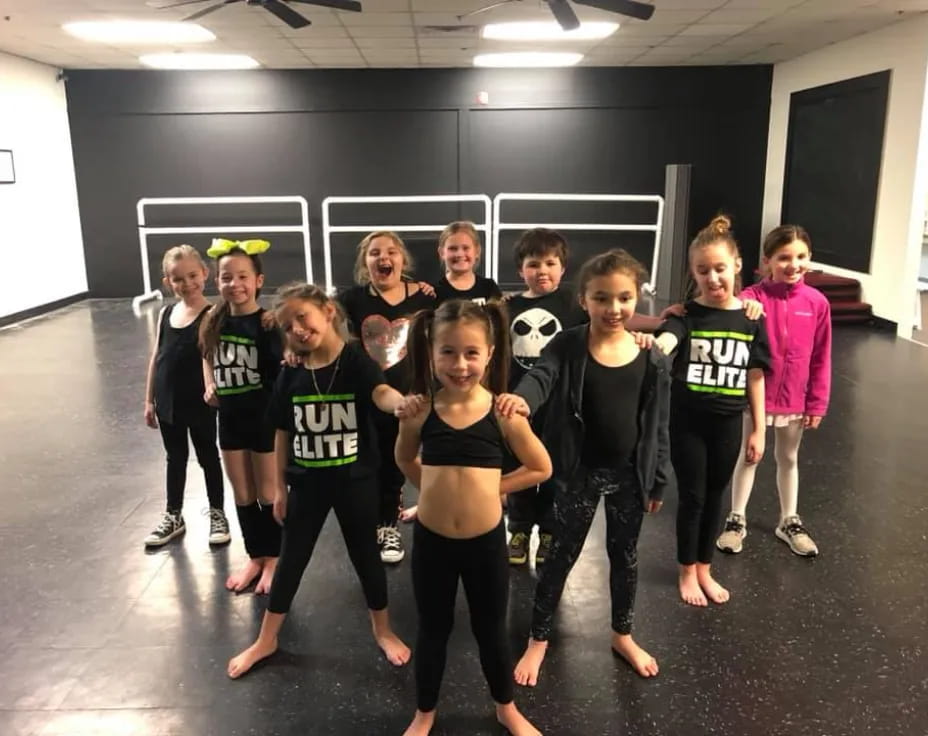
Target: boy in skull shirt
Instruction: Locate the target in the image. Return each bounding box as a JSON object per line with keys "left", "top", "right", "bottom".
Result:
{"left": 505, "top": 229, "right": 586, "bottom": 565}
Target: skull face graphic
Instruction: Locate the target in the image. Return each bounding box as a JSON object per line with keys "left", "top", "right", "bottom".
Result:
{"left": 511, "top": 307, "right": 561, "bottom": 370}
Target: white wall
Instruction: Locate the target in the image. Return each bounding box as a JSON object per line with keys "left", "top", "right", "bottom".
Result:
{"left": 0, "top": 52, "right": 86, "bottom": 319}
{"left": 762, "top": 15, "right": 928, "bottom": 338}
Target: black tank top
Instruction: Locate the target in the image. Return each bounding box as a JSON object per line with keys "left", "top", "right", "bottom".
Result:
{"left": 154, "top": 303, "right": 212, "bottom": 424}
{"left": 420, "top": 404, "right": 504, "bottom": 469}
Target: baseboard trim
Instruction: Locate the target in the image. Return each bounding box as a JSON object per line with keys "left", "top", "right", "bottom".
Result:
{"left": 0, "top": 292, "right": 89, "bottom": 329}
{"left": 871, "top": 315, "right": 897, "bottom": 331}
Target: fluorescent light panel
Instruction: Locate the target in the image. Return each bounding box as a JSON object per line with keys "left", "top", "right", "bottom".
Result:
{"left": 63, "top": 21, "right": 215, "bottom": 43}
{"left": 140, "top": 53, "right": 260, "bottom": 70}
{"left": 473, "top": 52, "right": 583, "bottom": 68}
{"left": 482, "top": 21, "right": 618, "bottom": 41}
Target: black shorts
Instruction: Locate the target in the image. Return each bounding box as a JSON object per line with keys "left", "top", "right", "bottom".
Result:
{"left": 218, "top": 410, "right": 276, "bottom": 453}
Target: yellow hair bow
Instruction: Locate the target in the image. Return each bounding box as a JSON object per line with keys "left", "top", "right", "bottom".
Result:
{"left": 206, "top": 238, "right": 271, "bottom": 259}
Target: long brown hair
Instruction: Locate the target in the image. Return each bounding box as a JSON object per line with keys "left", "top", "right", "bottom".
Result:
{"left": 407, "top": 299, "right": 510, "bottom": 396}
{"left": 198, "top": 248, "right": 265, "bottom": 359}
{"left": 272, "top": 281, "right": 351, "bottom": 343}
{"left": 576, "top": 248, "right": 649, "bottom": 297}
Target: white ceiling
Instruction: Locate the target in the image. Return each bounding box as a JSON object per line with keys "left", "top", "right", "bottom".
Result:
{"left": 0, "top": 0, "right": 926, "bottom": 69}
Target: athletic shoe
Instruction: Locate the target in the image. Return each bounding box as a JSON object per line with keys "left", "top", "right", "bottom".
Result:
{"left": 378, "top": 524, "right": 405, "bottom": 564}
{"left": 508, "top": 531, "right": 529, "bottom": 566}
{"left": 206, "top": 507, "right": 231, "bottom": 545}
{"left": 144, "top": 511, "right": 186, "bottom": 547}
{"left": 716, "top": 513, "right": 747, "bottom": 554}
{"left": 535, "top": 532, "right": 553, "bottom": 565}
{"left": 775, "top": 515, "right": 819, "bottom": 557}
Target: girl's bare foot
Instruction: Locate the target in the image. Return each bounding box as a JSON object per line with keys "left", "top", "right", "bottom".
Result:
{"left": 679, "top": 564, "right": 707, "bottom": 606}
{"left": 496, "top": 702, "right": 542, "bottom": 736}
{"left": 513, "top": 638, "right": 548, "bottom": 687}
{"left": 402, "top": 709, "right": 435, "bottom": 736}
{"left": 254, "top": 556, "right": 278, "bottom": 595}
{"left": 226, "top": 558, "right": 263, "bottom": 592}
{"left": 370, "top": 608, "right": 411, "bottom": 666}
{"left": 611, "top": 633, "right": 659, "bottom": 677}
{"left": 696, "top": 564, "right": 730, "bottom": 604}
{"left": 227, "top": 637, "right": 278, "bottom": 679}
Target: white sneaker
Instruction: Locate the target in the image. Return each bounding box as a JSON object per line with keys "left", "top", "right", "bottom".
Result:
{"left": 206, "top": 507, "right": 231, "bottom": 545}
{"left": 377, "top": 524, "right": 405, "bottom": 564}
{"left": 775, "top": 515, "right": 819, "bottom": 557}
{"left": 716, "top": 512, "right": 747, "bottom": 554}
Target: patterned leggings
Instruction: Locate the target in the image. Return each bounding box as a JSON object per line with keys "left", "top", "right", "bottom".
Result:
{"left": 531, "top": 466, "right": 645, "bottom": 641}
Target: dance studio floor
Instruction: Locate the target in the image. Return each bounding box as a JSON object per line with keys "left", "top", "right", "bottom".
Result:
{"left": 1, "top": 300, "right": 926, "bottom": 736}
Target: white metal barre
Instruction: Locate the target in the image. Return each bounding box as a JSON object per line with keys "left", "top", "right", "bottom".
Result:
{"left": 321, "top": 195, "right": 493, "bottom": 289}
{"left": 133, "top": 195, "right": 311, "bottom": 309}
{"left": 491, "top": 193, "right": 664, "bottom": 294}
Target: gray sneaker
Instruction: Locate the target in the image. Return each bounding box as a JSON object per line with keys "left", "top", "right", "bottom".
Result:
{"left": 716, "top": 512, "right": 747, "bottom": 554}
{"left": 144, "top": 511, "right": 186, "bottom": 547}
{"left": 775, "top": 515, "right": 819, "bottom": 557}
{"left": 206, "top": 507, "right": 231, "bottom": 545}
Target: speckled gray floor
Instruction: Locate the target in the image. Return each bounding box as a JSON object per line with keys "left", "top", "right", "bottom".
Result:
{"left": 0, "top": 300, "right": 926, "bottom": 736}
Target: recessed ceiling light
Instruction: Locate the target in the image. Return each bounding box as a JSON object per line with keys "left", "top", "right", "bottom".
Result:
{"left": 63, "top": 21, "right": 215, "bottom": 44}
{"left": 139, "top": 53, "right": 260, "bottom": 70}
{"left": 482, "top": 21, "right": 618, "bottom": 41}
{"left": 473, "top": 52, "right": 583, "bottom": 68}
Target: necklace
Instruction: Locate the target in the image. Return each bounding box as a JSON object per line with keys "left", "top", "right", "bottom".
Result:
{"left": 309, "top": 348, "right": 342, "bottom": 396}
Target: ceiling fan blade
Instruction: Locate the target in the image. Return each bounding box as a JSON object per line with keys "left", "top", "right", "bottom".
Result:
{"left": 547, "top": 0, "right": 580, "bottom": 31}
{"left": 263, "top": 0, "right": 312, "bottom": 28}
{"left": 287, "top": 0, "right": 362, "bottom": 11}
{"left": 572, "top": 0, "right": 655, "bottom": 21}
{"left": 183, "top": 0, "right": 241, "bottom": 22}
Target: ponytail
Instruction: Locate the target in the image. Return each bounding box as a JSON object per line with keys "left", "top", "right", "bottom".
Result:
{"left": 407, "top": 309, "right": 436, "bottom": 396}
{"left": 199, "top": 301, "right": 229, "bottom": 360}
{"left": 482, "top": 299, "right": 510, "bottom": 395}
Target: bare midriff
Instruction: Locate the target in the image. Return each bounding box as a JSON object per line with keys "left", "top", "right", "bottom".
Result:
{"left": 416, "top": 464, "right": 503, "bottom": 539}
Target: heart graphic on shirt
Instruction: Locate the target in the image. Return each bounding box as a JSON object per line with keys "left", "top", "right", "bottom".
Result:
{"left": 360, "top": 314, "right": 411, "bottom": 370}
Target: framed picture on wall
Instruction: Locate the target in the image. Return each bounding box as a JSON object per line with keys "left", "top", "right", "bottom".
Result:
{"left": 0, "top": 150, "right": 14, "bottom": 184}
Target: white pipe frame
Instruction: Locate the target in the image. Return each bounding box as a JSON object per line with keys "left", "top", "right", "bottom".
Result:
{"left": 133, "top": 195, "right": 312, "bottom": 310}
{"left": 321, "top": 194, "right": 494, "bottom": 291}
{"left": 491, "top": 193, "right": 664, "bottom": 295}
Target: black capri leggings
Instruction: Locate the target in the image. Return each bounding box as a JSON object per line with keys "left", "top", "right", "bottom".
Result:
{"left": 412, "top": 519, "right": 513, "bottom": 712}
{"left": 670, "top": 407, "right": 743, "bottom": 565}
{"left": 268, "top": 475, "right": 387, "bottom": 615}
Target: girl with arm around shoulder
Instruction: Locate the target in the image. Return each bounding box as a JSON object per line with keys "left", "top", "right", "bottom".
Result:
{"left": 396, "top": 299, "right": 550, "bottom": 736}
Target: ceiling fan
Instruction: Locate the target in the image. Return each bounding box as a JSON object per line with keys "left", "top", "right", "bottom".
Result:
{"left": 148, "top": 0, "right": 362, "bottom": 30}
{"left": 460, "top": 0, "right": 654, "bottom": 31}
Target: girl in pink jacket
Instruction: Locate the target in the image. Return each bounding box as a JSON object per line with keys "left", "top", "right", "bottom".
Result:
{"left": 716, "top": 225, "right": 831, "bottom": 557}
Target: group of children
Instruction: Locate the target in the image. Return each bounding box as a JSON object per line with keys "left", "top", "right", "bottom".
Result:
{"left": 142, "top": 215, "right": 831, "bottom": 735}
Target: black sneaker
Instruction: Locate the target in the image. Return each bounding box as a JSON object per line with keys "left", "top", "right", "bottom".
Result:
{"left": 535, "top": 532, "right": 553, "bottom": 565}
{"left": 206, "top": 507, "right": 231, "bottom": 545}
{"left": 378, "top": 524, "right": 405, "bottom": 564}
{"left": 144, "top": 511, "right": 185, "bottom": 547}
{"left": 508, "top": 531, "right": 529, "bottom": 565}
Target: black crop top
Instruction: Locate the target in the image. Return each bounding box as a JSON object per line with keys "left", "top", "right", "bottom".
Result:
{"left": 420, "top": 406, "right": 504, "bottom": 469}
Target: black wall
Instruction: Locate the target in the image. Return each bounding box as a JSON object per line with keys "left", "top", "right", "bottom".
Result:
{"left": 65, "top": 66, "right": 772, "bottom": 297}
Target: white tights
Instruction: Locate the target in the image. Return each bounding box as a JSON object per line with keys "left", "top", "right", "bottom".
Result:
{"left": 730, "top": 413, "right": 804, "bottom": 522}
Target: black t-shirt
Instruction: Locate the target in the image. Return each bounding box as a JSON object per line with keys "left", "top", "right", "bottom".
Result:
{"left": 581, "top": 349, "right": 647, "bottom": 468}
{"left": 212, "top": 308, "right": 283, "bottom": 415}
{"left": 270, "top": 341, "right": 387, "bottom": 485}
{"left": 433, "top": 275, "right": 502, "bottom": 306}
{"left": 507, "top": 288, "right": 587, "bottom": 390}
{"left": 338, "top": 283, "right": 435, "bottom": 394}
{"left": 658, "top": 301, "right": 771, "bottom": 414}
{"left": 154, "top": 303, "right": 213, "bottom": 425}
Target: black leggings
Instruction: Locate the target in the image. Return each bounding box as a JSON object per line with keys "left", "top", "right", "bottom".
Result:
{"left": 374, "top": 414, "right": 404, "bottom": 526}
{"left": 670, "top": 408, "right": 743, "bottom": 565}
{"left": 531, "top": 466, "right": 644, "bottom": 641}
{"left": 157, "top": 412, "right": 224, "bottom": 512}
{"left": 268, "top": 476, "right": 387, "bottom": 614}
{"left": 412, "top": 519, "right": 513, "bottom": 712}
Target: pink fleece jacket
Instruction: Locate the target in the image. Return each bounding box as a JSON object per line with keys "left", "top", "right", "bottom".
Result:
{"left": 741, "top": 278, "right": 832, "bottom": 416}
